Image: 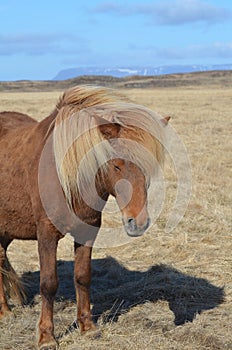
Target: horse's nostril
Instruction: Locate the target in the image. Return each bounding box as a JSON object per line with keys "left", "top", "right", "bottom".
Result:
{"left": 127, "top": 217, "right": 137, "bottom": 230}
{"left": 123, "top": 216, "right": 150, "bottom": 237}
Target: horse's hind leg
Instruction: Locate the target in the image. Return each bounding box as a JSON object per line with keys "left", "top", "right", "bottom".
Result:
{"left": 0, "top": 238, "right": 12, "bottom": 317}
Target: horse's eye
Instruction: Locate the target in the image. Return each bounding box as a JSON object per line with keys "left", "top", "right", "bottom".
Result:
{"left": 114, "top": 165, "right": 121, "bottom": 172}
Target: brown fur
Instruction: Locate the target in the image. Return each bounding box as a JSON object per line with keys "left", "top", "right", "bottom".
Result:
{"left": 0, "top": 86, "right": 167, "bottom": 349}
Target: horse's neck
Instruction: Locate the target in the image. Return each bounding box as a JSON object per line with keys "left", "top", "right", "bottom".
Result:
{"left": 72, "top": 185, "right": 109, "bottom": 219}
{"left": 36, "top": 112, "right": 56, "bottom": 138}
{"left": 34, "top": 112, "right": 111, "bottom": 235}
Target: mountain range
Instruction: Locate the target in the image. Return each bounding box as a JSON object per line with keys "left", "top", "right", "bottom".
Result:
{"left": 53, "top": 64, "right": 232, "bottom": 80}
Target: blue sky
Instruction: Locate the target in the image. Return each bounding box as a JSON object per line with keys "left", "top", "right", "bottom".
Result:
{"left": 0, "top": 0, "right": 232, "bottom": 80}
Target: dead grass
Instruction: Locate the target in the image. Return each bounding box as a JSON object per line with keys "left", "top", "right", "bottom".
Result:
{"left": 0, "top": 85, "right": 231, "bottom": 350}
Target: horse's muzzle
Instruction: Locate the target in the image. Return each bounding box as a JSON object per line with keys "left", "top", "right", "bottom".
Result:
{"left": 123, "top": 217, "right": 150, "bottom": 237}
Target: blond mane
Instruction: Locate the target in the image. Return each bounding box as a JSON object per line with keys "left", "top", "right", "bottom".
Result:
{"left": 52, "top": 85, "right": 166, "bottom": 209}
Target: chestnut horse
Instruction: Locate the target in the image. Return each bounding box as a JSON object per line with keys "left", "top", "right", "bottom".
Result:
{"left": 0, "top": 86, "right": 168, "bottom": 349}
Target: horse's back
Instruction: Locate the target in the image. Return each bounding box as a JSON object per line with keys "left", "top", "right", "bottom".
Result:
{"left": 0, "top": 111, "right": 36, "bottom": 136}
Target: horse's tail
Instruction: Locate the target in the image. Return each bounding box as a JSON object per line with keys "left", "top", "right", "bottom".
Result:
{"left": 0, "top": 256, "right": 26, "bottom": 305}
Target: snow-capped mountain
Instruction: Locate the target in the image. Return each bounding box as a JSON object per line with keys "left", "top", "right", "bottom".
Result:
{"left": 53, "top": 64, "right": 232, "bottom": 80}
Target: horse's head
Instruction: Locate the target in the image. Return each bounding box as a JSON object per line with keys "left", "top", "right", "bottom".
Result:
{"left": 104, "top": 158, "right": 150, "bottom": 237}
{"left": 53, "top": 95, "right": 168, "bottom": 238}
{"left": 97, "top": 118, "right": 152, "bottom": 237}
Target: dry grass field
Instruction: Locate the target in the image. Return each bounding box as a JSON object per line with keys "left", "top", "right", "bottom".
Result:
{"left": 0, "top": 78, "right": 231, "bottom": 349}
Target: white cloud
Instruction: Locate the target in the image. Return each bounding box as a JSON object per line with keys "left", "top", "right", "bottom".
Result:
{"left": 141, "top": 0, "right": 231, "bottom": 25}
{"left": 0, "top": 33, "right": 88, "bottom": 56}
{"left": 92, "top": 2, "right": 129, "bottom": 15}
{"left": 92, "top": 0, "right": 232, "bottom": 25}
{"left": 134, "top": 42, "right": 232, "bottom": 60}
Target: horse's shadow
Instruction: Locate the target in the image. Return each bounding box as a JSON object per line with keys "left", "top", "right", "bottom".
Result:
{"left": 21, "top": 256, "right": 224, "bottom": 328}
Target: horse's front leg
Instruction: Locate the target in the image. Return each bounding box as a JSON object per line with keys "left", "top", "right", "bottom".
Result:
{"left": 37, "top": 222, "right": 60, "bottom": 350}
{"left": 74, "top": 242, "right": 96, "bottom": 333}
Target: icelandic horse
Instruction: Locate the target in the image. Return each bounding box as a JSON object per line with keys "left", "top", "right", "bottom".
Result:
{"left": 0, "top": 86, "right": 169, "bottom": 349}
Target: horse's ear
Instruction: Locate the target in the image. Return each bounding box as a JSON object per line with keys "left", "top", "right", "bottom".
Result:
{"left": 161, "top": 116, "right": 171, "bottom": 126}
{"left": 95, "top": 115, "right": 121, "bottom": 139}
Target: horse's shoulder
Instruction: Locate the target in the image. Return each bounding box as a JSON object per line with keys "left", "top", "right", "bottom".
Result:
{"left": 0, "top": 111, "right": 36, "bottom": 136}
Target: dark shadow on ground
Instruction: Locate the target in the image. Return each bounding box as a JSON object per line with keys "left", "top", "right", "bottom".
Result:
{"left": 21, "top": 256, "right": 224, "bottom": 328}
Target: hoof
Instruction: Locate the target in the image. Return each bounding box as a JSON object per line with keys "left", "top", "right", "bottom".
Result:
{"left": 38, "top": 340, "right": 58, "bottom": 350}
